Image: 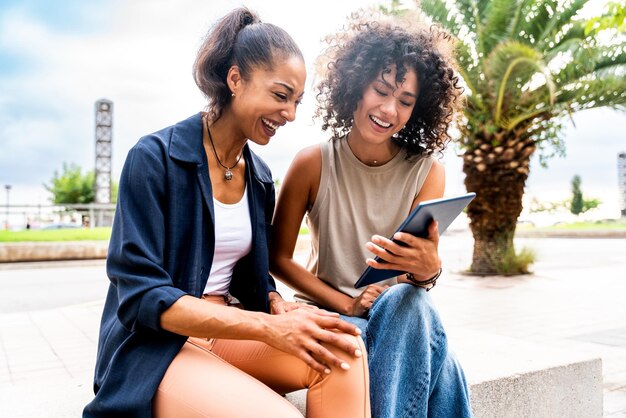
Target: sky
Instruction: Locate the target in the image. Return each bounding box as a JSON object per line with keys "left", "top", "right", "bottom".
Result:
{"left": 1, "top": 0, "right": 625, "bottom": 219}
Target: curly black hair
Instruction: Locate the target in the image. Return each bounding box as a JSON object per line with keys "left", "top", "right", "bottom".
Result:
{"left": 316, "top": 20, "right": 463, "bottom": 157}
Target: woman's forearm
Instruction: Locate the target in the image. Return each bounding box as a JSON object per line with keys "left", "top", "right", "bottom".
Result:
{"left": 271, "top": 256, "right": 354, "bottom": 315}
{"left": 159, "top": 295, "right": 270, "bottom": 340}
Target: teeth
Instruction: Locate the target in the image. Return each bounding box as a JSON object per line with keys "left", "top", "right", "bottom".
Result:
{"left": 370, "top": 115, "right": 391, "bottom": 128}
{"left": 262, "top": 118, "right": 278, "bottom": 131}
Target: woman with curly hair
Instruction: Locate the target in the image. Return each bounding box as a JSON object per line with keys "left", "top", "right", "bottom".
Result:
{"left": 270, "top": 20, "right": 473, "bottom": 417}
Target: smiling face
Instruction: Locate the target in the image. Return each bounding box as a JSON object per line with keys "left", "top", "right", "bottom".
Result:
{"left": 228, "top": 55, "right": 306, "bottom": 145}
{"left": 351, "top": 65, "right": 419, "bottom": 146}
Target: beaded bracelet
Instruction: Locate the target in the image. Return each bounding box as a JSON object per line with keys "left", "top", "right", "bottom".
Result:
{"left": 405, "top": 268, "right": 442, "bottom": 291}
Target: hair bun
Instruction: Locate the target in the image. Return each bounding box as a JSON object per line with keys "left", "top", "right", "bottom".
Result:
{"left": 239, "top": 8, "right": 261, "bottom": 27}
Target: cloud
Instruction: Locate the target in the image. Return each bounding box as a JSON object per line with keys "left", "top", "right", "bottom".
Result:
{"left": 525, "top": 108, "right": 626, "bottom": 215}
{"left": 0, "top": 0, "right": 624, "bottom": 216}
{"left": 0, "top": 0, "right": 381, "bottom": 200}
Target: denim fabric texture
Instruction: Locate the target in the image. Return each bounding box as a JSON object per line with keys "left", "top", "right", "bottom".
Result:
{"left": 341, "top": 283, "right": 473, "bottom": 418}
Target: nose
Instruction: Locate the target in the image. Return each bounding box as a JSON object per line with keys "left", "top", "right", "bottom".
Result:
{"left": 280, "top": 103, "right": 297, "bottom": 122}
{"left": 380, "top": 97, "right": 397, "bottom": 118}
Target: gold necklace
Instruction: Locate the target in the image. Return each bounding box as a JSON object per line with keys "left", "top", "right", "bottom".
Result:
{"left": 346, "top": 133, "right": 398, "bottom": 167}
{"left": 205, "top": 117, "right": 243, "bottom": 181}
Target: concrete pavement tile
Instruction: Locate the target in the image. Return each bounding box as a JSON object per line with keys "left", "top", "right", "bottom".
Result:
{"left": 11, "top": 367, "right": 72, "bottom": 382}
{"left": 5, "top": 355, "right": 60, "bottom": 369}
{"left": 49, "top": 344, "right": 94, "bottom": 359}
{"left": 604, "top": 389, "right": 626, "bottom": 416}
{"left": 66, "top": 367, "right": 94, "bottom": 378}
{"left": 0, "top": 312, "right": 32, "bottom": 325}
{"left": 0, "top": 329, "right": 37, "bottom": 342}
{"left": 601, "top": 356, "right": 626, "bottom": 374}
{"left": 64, "top": 356, "right": 96, "bottom": 369}
{"left": 53, "top": 347, "right": 94, "bottom": 361}
{"left": 10, "top": 360, "right": 65, "bottom": 373}
{"left": 572, "top": 327, "right": 626, "bottom": 348}
{"left": 5, "top": 345, "right": 59, "bottom": 360}
{"left": 0, "top": 379, "right": 92, "bottom": 418}
{"left": 605, "top": 369, "right": 626, "bottom": 391}
{"left": 0, "top": 342, "right": 9, "bottom": 370}
{"left": 0, "top": 325, "right": 43, "bottom": 337}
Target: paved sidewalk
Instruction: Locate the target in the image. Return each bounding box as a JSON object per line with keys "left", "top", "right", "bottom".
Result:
{"left": 1, "top": 233, "right": 625, "bottom": 417}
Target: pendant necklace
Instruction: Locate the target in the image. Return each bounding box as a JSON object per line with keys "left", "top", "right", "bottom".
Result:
{"left": 205, "top": 117, "right": 243, "bottom": 181}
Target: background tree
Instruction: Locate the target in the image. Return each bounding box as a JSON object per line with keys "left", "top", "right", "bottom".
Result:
{"left": 45, "top": 163, "right": 95, "bottom": 204}
{"left": 111, "top": 181, "right": 118, "bottom": 204}
{"left": 45, "top": 163, "right": 119, "bottom": 204}
{"left": 417, "top": 0, "right": 626, "bottom": 274}
{"left": 570, "top": 175, "right": 584, "bottom": 215}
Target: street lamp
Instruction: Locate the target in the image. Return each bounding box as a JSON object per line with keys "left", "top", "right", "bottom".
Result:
{"left": 4, "top": 185, "right": 11, "bottom": 230}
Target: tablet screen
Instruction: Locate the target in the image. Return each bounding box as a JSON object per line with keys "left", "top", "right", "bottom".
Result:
{"left": 354, "top": 192, "right": 475, "bottom": 288}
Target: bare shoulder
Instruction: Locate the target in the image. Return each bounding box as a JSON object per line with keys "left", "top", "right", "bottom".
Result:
{"left": 427, "top": 158, "right": 445, "bottom": 182}
{"left": 285, "top": 144, "right": 322, "bottom": 189}
{"left": 291, "top": 144, "right": 322, "bottom": 173}
{"left": 414, "top": 157, "right": 446, "bottom": 205}
{"left": 281, "top": 144, "right": 323, "bottom": 209}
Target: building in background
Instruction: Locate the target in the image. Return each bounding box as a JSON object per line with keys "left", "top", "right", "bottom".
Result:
{"left": 93, "top": 99, "right": 114, "bottom": 227}
{"left": 95, "top": 99, "right": 113, "bottom": 204}
{"left": 617, "top": 152, "right": 626, "bottom": 216}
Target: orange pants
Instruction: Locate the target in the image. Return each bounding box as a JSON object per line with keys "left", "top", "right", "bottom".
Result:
{"left": 153, "top": 297, "right": 370, "bottom": 418}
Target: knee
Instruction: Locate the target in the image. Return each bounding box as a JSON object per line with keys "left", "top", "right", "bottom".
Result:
{"left": 344, "top": 333, "right": 368, "bottom": 371}
{"left": 369, "top": 284, "right": 447, "bottom": 345}
{"left": 370, "top": 283, "right": 435, "bottom": 316}
{"left": 324, "top": 333, "right": 368, "bottom": 377}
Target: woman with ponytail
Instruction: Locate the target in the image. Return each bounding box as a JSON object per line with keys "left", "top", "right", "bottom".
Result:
{"left": 84, "top": 8, "right": 370, "bottom": 418}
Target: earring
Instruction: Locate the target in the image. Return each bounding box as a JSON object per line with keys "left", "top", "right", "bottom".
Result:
{"left": 231, "top": 92, "right": 235, "bottom": 97}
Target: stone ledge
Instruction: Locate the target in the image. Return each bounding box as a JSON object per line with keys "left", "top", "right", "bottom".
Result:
{"left": 3, "top": 229, "right": 625, "bottom": 263}
{"left": 0, "top": 236, "right": 311, "bottom": 263}
{"left": 470, "top": 359, "right": 602, "bottom": 418}
{"left": 286, "top": 328, "right": 603, "bottom": 417}
{"left": 0, "top": 241, "right": 108, "bottom": 263}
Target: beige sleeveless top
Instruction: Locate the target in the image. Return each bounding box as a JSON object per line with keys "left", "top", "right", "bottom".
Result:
{"left": 301, "top": 137, "right": 434, "bottom": 302}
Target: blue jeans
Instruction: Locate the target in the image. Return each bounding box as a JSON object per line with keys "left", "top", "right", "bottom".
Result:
{"left": 341, "top": 284, "right": 472, "bottom": 418}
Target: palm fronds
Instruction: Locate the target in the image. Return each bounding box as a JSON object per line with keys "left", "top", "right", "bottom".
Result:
{"left": 417, "top": 0, "right": 624, "bottom": 149}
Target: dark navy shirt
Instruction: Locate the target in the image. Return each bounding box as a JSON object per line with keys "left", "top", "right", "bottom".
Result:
{"left": 84, "top": 113, "right": 277, "bottom": 417}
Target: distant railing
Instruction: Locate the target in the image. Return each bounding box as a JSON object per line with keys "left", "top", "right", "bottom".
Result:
{"left": 2, "top": 203, "right": 116, "bottom": 230}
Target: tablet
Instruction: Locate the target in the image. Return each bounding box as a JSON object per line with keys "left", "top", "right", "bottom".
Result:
{"left": 354, "top": 192, "right": 476, "bottom": 288}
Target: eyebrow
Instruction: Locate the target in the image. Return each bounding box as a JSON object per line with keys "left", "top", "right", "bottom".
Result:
{"left": 376, "top": 79, "right": 418, "bottom": 99}
{"left": 275, "top": 82, "right": 305, "bottom": 98}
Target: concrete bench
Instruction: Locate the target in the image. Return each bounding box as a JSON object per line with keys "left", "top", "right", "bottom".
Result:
{"left": 0, "top": 319, "right": 602, "bottom": 418}
{"left": 286, "top": 327, "right": 603, "bottom": 417}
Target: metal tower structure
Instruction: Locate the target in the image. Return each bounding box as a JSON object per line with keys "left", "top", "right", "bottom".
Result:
{"left": 95, "top": 99, "right": 113, "bottom": 204}
{"left": 617, "top": 152, "right": 626, "bottom": 216}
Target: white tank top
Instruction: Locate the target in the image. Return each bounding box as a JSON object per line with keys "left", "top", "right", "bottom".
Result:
{"left": 203, "top": 187, "right": 252, "bottom": 295}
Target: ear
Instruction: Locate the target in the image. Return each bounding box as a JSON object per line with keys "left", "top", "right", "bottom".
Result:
{"left": 226, "top": 65, "right": 243, "bottom": 96}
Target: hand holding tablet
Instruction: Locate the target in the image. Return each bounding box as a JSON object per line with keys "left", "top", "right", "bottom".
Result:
{"left": 354, "top": 193, "right": 476, "bottom": 288}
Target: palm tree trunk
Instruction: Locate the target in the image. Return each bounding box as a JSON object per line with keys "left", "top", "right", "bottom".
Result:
{"left": 463, "top": 147, "right": 531, "bottom": 275}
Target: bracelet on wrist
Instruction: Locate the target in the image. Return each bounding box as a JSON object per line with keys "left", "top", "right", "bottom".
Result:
{"left": 405, "top": 267, "right": 442, "bottom": 291}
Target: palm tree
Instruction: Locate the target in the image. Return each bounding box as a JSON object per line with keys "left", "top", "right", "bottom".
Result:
{"left": 418, "top": 0, "right": 626, "bottom": 274}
